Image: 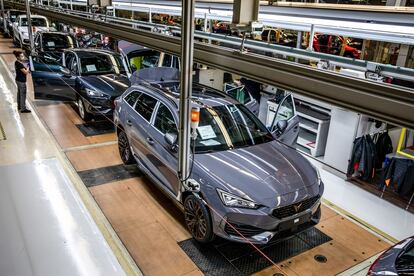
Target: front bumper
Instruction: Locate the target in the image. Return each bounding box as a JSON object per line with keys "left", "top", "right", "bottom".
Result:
{"left": 84, "top": 97, "right": 114, "bottom": 116}
{"left": 209, "top": 183, "right": 324, "bottom": 244}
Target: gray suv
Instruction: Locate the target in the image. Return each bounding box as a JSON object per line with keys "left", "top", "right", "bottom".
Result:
{"left": 114, "top": 68, "right": 323, "bottom": 244}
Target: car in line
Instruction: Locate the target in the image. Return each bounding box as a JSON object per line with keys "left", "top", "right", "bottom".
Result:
{"left": 12, "top": 15, "right": 52, "bottom": 48}
{"left": 30, "top": 48, "right": 130, "bottom": 120}
{"left": 368, "top": 236, "right": 414, "bottom": 275}
{"left": 3, "top": 9, "right": 25, "bottom": 38}
{"left": 32, "top": 31, "right": 78, "bottom": 66}
{"left": 313, "top": 34, "right": 361, "bottom": 59}
{"left": 114, "top": 67, "right": 323, "bottom": 244}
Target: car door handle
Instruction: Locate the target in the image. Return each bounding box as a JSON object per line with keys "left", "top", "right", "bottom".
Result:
{"left": 146, "top": 137, "right": 154, "bottom": 145}
{"left": 126, "top": 120, "right": 132, "bottom": 126}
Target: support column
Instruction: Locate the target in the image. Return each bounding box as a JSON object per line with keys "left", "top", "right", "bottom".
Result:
{"left": 396, "top": 44, "right": 410, "bottom": 67}
{"left": 232, "top": 0, "right": 260, "bottom": 26}
{"left": 25, "top": 0, "right": 34, "bottom": 52}
{"left": 148, "top": 7, "right": 152, "bottom": 23}
{"left": 1, "top": 0, "right": 6, "bottom": 34}
{"left": 178, "top": 0, "right": 195, "bottom": 193}
{"left": 307, "top": 24, "right": 314, "bottom": 51}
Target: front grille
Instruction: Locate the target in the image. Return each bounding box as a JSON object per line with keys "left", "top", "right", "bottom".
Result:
{"left": 272, "top": 195, "right": 320, "bottom": 219}
{"left": 224, "top": 222, "right": 264, "bottom": 238}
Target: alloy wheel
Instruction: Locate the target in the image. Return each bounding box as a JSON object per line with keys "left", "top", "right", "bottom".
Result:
{"left": 184, "top": 197, "right": 208, "bottom": 240}
{"left": 78, "top": 97, "right": 85, "bottom": 119}
{"left": 118, "top": 131, "right": 135, "bottom": 165}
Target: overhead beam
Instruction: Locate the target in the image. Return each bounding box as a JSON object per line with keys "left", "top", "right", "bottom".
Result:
{"left": 6, "top": 1, "right": 414, "bottom": 129}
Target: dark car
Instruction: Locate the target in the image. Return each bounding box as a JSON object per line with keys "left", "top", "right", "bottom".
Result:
{"left": 30, "top": 48, "right": 130, "bottom": 120}
{"left": 114, "top": 67, "right": 323, "bottom": 244}
{"left": 368, "top": 236, "right": 414, "bottom": 276}
{"left": 32, "top": 31, "right": 78, "bottom": 64}
{"left": 4, "top": 9, "right": 25, "bottom": 37}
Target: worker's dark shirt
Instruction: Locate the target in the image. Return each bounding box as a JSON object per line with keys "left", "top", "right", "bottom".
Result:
{"left": 15, "top": 61, "right": 27, "bottom": 83}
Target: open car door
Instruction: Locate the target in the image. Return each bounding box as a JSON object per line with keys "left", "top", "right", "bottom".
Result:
{"left": 269, "top": 93, "right": 299, "bottom": 146}
{"left": 29, "top": 53, "right": 77, "bottom": 101}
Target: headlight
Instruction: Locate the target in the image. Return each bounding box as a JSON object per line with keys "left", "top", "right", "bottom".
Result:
{"left": 217, "top": 189, "right": 259, "bottom": 209}
{"left": 85, "top": 88, "right": 106, "bottom": 98}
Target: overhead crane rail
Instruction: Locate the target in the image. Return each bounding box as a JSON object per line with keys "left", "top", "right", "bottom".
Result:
{"left": 5, "top": 1, "right": 414, "bottom": 130}
{"left": 56, "top": 0, "right": 414, "bottom": 44}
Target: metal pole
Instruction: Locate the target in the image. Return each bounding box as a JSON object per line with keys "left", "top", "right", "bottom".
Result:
{"left": 178, "top": 0, "right": 195, "bottom": 194}
{"left": 307, "top": 24, "right": 314, "bottom": 51}
{"left": 148, "top": 7, "right": 152, "bottom": 23}
{"left": 1, "top": 0, "right": 6, "bottom": 34}
{"left": 295, "top": 31, "right": 302, "bottom": 62}
{"left": 70, "top": 0, "right": 73, "bottom": 10}
{"left": 25, "top": 0, "right": 34, "bottom": 52}
{"left": 203, "top": 13, "right": 207, "bottom": 32}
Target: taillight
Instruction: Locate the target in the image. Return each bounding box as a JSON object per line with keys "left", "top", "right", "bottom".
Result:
{"left": 367, "top": 250, "right": 387, "bottom": 276}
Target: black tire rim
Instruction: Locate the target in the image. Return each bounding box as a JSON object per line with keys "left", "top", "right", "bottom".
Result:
{"left": 118, "top": 132, "right": 130, "bottom": 163}
{"left": 185, "top": 197, "right": 207, "bottom": 240}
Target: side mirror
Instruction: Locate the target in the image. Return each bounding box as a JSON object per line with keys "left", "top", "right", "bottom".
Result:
{"left": 60, "top": 66, "right": 72, "bottom": 77}
{"left": 273, "top": 119, "right": 288, "bottom": 137}
{"left": 164, "top": 132, "right": 178, "bottom": 151}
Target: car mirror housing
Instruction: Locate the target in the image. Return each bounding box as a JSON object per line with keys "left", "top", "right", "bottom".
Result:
{"left": 272, "top": 119, "right": 288, "bottom": 137}
{"left": 164, "top": 132, "right": 178, "bottom": 150}
{"left": 60, "top": 66, "right": 72, "bottom": 77}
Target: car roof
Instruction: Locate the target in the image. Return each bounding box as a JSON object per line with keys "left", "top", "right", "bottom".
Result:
{"left": 66, "top": 48, "right": 118, "bottom": 57}
{"left": 38, "top": 31, "right": 73, "bottom": 36}
{"left": 17, "top": 15, "right": 47, "bottom": 19}
{"left": 130, "top": 81, "right": 239, "bottom": 109}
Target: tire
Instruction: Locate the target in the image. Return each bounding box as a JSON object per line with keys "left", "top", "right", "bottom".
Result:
{"left": 184, "top": 194, "right": 215, "bottom": 243}
{"left": 118, "top": 130, "right": 135, "bottom": 165}
{"left": 77, "top": 97, "right": 91, "bottom": 121}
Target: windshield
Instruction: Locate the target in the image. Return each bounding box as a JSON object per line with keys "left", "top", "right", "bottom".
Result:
{"left": 80, "top": 53, "right": 125, "bottom": 76}
{"left": 193, "top": 104, "right": 274, "bottom": 153}
{"left": 21, "top": 17, "right": 47, "bottom": 27}
{"left": 43, "top": 34, "right": 74, "bottom": 49}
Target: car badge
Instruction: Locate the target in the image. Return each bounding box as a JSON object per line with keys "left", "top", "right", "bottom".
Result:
{"left": 293, "top": 202, "right": 303, "bottom": 213}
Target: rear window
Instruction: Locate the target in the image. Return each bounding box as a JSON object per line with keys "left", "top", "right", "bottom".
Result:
{"left": 396, "top": 243, "right": 414, "bottom": 272}
{"left": 42, "top": 34, "right": 74, "bottom": 49}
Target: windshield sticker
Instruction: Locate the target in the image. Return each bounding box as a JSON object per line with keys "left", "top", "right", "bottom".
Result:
{"left": 47, "top": 41, "right": 55, "bottom": 47}
{"left": 86, "top": 64, "right": 97, "bottom": 72}
{"left": 197, "top": 125, "right": 217, "bottom": 140}
{"left": 199, "top": 139, "right": 220, "bottom": 146}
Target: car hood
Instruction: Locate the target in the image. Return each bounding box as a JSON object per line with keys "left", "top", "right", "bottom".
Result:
{"left": 81, "top": 74, "right": 130, "bottom": 97}
{"left": 194, "top": 140, "right": 320, "bottom": 207}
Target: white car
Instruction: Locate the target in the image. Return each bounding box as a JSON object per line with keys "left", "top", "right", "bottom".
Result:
{"left": 12, "top": 15, "right": 51, "bottom": 48}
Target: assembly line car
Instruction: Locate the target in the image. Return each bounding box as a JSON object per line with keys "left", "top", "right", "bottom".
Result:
{"left": 368, "top": 236, "right": 414, "bottom": 275}
{"left": 30, "top": 48, "right": 130, "bottom": 120}
{"left": 114, "top": 67, "right": 323, "bottom": 244}
{"left": 12, "top": 15, "right": 52, "bottom": 48}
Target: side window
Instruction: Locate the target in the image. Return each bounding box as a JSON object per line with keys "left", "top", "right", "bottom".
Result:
{"left": 162, "top": 54, "right": 173, "bottom": 67}
{"left": 124, "top": 91, "right": 142, "bottom": 107}
{"left": 275, "top": 95, "right": 295, "bottom": 122}
{"left": 269, "top": 30, "right": 276, "bottom": 43}
{"left": 65, "top": 53, "right": 74, "bottom": 68}
{"left": 135, "top": 94, "right": 157, "bottom": 121}
{"left": 154, "top": 103, "right": 177, "bottom": 135}
{"left": 70, "top": 56, "right": 78, "bottom": 74}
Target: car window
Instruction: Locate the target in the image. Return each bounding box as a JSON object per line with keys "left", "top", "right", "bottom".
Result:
{"left": 21, "top": 17, "right": 47, "bottom": 27}
{"left": 69, "top": 56, "right": 78, "bottom": 74}
{"left": 79, "top": 54, "right": 116, "bottom": 75}
{"left": 65, "top": 52, "right": 74, "bottom": 67}
{"left": 42, "top": 33, "right": 74, "bottom": 49}
{"left": 226, "top": 86, "right": 251, "bottom": 104}
{"left": 135, "top": 93, "right": 157, "bottom": 121}
{"left": 275, "top": 95, "right": 294, "bottom": 122}
{"left": 124, "top": 91, "right": 141, "bottom": 107}
{"left": 154, "top": 103, "right": 177, "bottom": 135}
{"left": 193, "top": 104, "right": 274, "bottom": 153}
{"left": 396, "top": 243, "right": 414, "bottom": 271}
